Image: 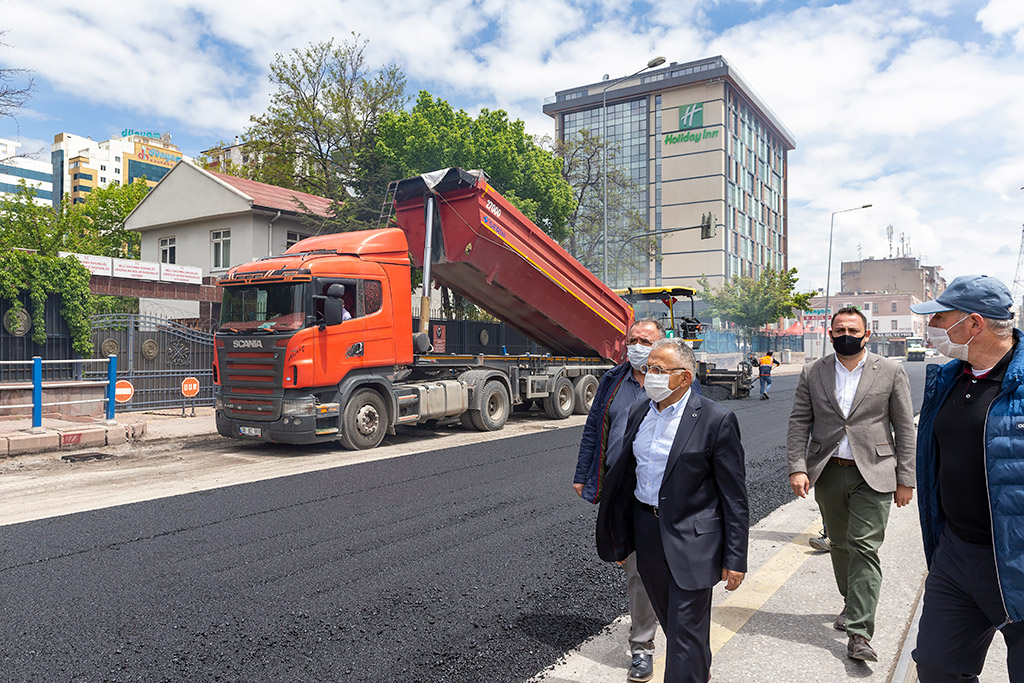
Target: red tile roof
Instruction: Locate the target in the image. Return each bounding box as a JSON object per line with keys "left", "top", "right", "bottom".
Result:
{"left": 206, "top": 169, "right": 334, "bottom": 217}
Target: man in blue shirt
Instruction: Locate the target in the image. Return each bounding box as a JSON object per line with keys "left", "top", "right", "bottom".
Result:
{"left": 596, "top": 338, "right": 748, "bottom": 682}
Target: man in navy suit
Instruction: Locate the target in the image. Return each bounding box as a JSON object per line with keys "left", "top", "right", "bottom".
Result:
{"left": 597, "top": 338, "right": 748, "bottom": 683}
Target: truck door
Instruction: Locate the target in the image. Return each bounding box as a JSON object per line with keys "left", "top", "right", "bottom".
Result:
{"left": 311, "top": 278, "right": 365, "bottom": 388}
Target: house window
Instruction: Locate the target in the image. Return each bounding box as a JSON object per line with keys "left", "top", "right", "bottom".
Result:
{"left": 159, "top": 237, "right": 176, "bottom": 264}
{"left": 212, "top": 230, "right": 231, "bottom": 269}
{"left": 286, "top": 231, "right": 306, "bottom": 249}
{"left": 891, "top": 320, "right": 899, "bottom": 330}
{"left": 891, "top": 301, "right": 898, "bottom": 312}
{"left": 872, "top": 320, "right": 879, "bottom": 331}
{"left": 872, "top": 303, "right": 878, "bottom": 314}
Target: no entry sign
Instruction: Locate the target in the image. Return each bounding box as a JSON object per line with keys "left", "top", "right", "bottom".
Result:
{"left": 114, "top": 379, "right": 134, "bottom": 403}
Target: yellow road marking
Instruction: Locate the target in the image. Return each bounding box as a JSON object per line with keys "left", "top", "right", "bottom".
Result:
{"left": 650, "top": 517, "right": 824, "bottom": 680}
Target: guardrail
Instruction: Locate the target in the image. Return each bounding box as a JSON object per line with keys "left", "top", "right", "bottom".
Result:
{"left": 0, "top": 355, "right": 117, "bottom": 431}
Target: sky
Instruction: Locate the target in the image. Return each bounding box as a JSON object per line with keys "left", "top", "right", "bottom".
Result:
{"left": 2, "top": 0, "right": 1024, "bottom": 298}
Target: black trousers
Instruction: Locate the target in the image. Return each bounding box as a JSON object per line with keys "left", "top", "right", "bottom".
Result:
{"left": 913, "top": 525, "right": 1024, "bottom": 682}
{"left": 633, "top": 501, "right": 713, "bottom": 683}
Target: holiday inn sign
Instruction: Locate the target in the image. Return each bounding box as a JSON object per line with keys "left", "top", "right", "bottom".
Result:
{"left": 665, "top": 101, "right": 720, "bottom": 146}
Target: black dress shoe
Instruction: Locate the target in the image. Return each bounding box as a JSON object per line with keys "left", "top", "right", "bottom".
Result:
{"left": 627, "top": 653, "right": 654, "bottom": 682}
{"left": 848, "top": 634, "right": 878, "bottom": 662}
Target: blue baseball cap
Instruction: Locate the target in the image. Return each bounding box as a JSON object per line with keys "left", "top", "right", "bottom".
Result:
{"left": 910, "top": 274, "right": 1014, "bottom": 320}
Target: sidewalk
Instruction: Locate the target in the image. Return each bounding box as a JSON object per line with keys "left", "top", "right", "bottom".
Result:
{"left": 538, "top": 494, "right": 1010, "bottom": 683}
{"left": 0, "top": 406, "right": 218, "bottom": 457}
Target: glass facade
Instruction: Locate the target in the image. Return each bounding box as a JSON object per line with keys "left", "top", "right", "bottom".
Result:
{"left": 725, "top": 85, "right": 786, "bottom": 281}
{"left": 561, "top": 98, "right": 649, "bottom": 287}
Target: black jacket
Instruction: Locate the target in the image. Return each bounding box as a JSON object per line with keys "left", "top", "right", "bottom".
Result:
{"left": 596, "top": 390, "right": 749, "bottom": 590}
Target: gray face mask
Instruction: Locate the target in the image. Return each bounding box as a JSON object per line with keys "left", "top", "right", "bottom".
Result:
{"left": 926, "top": 315, "right": 972, "bottom": 361}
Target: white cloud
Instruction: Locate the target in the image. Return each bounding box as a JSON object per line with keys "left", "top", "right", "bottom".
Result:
{"left": 2, "top": 0, "right": 1023, "bottom": 292}
{"left": 978, "top": 0, "right": 1024, "bottom": 49}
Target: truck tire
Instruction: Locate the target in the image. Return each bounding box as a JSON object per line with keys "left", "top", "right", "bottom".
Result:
{"left": 467, "top": 380, "right": 510, "bottom": 431}
{"left": 339, "top": 388, "right": 388, "bottom": 450}
{"left": 543, "top": 377, "right": 575, "bottom": 419}
{"left": 572, "top": 375, "right": 599, "bottom": 415}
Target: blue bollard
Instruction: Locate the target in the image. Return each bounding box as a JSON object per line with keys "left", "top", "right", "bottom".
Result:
{"left": 32, "top": 356, "right": 42, "bottom": 429}
{"left": 106, "top": 355, "right": 117, "bottom": 420}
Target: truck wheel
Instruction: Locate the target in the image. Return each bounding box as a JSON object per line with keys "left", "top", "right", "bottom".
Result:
{"left": 572, "top": 375, "right": 599, "bottom": 415}
{"left": 339, "top": 388, "right": 388, "bottom": 450}
{"left": 468, "top": 381, "right": 510, "bottom": 431}
{"left": 543, "top": 377, "right": 574, "bottom": 419}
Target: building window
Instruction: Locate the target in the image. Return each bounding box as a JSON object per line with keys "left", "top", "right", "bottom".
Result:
{"left": 286, "top": 231, "right": 306, "bottom": 249}
{"left": 891, "top": 320, "right": 898, "bottom": 330}
{"left": 115, "top": 156, "right": 121, "bottom": 162}
{"left": 891, "top": 301, "right": 898, "bottom": 312}
{"left": 100, "top": 176, "right": 106, "bottom": 183}
{"left": 115, "top": 168, "right": 120, "bottom": 174}
{"left": 872, "top": 303, "right": 878, "bottom": 314}
{"left": 159, "top": 237, "right": 176, "bottom": 264}
{"left": 100, "top": 164, "right": 106, "bottom": 171}
{"left": 872, "top": 320, "right": 879, "bottom": 331}
{"left": 212, "top": 230, "right": 231, "bottom": 269}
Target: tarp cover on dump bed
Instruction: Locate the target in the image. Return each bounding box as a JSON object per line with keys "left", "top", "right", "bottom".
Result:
{"left": 391, "top": 168, "right": 632, "bottom": 361}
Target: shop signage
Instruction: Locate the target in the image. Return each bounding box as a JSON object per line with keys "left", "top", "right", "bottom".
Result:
{"left": 664, "top": 128, "right": 719, "bottom": 145}
{"left": 679, "top": 102, "right": 704, "bottom": 130}
{"left": 160, "top": 263, "right": 203, "bottom": 285}
{"left": 134, "top": 142, "right": 182, "bottom": 169}
{"left": 113, "top": 258, "right": 161, "bottom": 281}
{"left": 122, "top": 128, "right": 161, "bottom": 139}
{"left": 59, "top": 251, "right": 113, "bottom": 277}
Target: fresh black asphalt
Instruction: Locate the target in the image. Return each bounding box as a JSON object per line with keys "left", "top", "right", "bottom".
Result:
{"left": 0, "top": 362, "right": 933, "bottom": 682}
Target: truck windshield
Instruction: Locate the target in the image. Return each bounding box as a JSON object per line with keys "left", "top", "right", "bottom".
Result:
{"left": 220, "top": 283, "right": 306, "bottom": 333}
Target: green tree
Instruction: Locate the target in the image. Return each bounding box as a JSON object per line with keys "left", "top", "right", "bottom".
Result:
{"left": 698, "top": 268, "right": 815, "bottom": 342}
{"left": 375, "top": 91, "right": 575, "bottom": 240}
{"left": 244, "top": 35, "right": 406, "bottom": 230}
{"left": 0, "top": 179, "right": 147, "bottom": 257}
{"left": 551, "top": 128, "right": 650, "bottom": 281}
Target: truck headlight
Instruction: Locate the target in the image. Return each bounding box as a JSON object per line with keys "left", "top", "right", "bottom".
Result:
{"left": 214, "top": 395, "right": 224, "bottom": 410}
{"left": 281, "top": 397, "right": 316, "bottom": 417}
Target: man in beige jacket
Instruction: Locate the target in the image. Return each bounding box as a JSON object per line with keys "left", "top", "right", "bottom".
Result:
{"left": 787, "top": 306, "right": 916, "bottom": 662}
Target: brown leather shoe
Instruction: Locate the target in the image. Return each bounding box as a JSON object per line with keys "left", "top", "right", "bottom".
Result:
{"left": 833, "top": 607, "right": 847, "bottom": 631}
{"left": 848, "top": 634, "right": 878, "bottom": 662}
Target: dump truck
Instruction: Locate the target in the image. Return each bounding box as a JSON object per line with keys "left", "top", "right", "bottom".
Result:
{"left": 213, "top": 168, "right": 633, "bottom": 449}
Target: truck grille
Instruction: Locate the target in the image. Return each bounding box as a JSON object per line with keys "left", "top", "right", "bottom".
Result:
{"left": 219, "top": 347, "right": 285, "bottom": 421}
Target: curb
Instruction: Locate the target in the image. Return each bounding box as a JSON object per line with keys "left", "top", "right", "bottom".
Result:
{"left": 0, "top": 421, "right": 149, "bottom": 457}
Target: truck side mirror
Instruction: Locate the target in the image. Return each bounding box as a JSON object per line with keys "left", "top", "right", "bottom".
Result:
{"left": 323, "top": 283, "right": 347, "bottom": 326}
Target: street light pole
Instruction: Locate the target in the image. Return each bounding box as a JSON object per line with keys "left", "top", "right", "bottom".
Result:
{"left": 601, "top": 55, "right": 666, "bottom": 284}
{"left": 823, "top": 203, "right": 872, "bottom": 357}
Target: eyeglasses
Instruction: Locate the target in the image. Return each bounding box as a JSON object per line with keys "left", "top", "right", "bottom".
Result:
{"left": 640, "top": 365, "right": 689, "bottom": 375}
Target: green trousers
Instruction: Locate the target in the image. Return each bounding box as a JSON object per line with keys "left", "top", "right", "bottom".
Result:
{"left": 814, "top": 459, "right": 892, "bottom": 640}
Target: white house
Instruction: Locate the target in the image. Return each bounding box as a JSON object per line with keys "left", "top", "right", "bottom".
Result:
{"left": 123, "top": 160, "right": 333, "bottom": 319}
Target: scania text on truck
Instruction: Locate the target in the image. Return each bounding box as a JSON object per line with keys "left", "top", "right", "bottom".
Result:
{"left": 213, "top": 168, "right": 633, "bottom": 449}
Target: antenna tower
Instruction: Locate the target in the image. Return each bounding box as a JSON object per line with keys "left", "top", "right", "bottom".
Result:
{"left": 1013, "top": 224, "right": 1024, "bottom": 311}
{"left": 886, "top": 225, "right": 893, "bottom": 258}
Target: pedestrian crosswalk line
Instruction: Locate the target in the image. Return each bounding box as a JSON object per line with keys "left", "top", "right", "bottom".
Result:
{"left": 650, "top": 517, "right": 824, "bottom": 681}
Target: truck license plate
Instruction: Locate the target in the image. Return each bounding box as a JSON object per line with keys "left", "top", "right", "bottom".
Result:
{"left": 239, "top": 426, "right": 262, "bottom": 437}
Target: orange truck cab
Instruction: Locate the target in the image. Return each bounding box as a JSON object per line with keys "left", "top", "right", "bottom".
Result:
{"left": 214, "top": 168, "right": 632, "bottom": 450}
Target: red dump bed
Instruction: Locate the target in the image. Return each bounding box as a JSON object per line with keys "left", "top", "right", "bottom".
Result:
{"left": 391, "top": 168, "right": 633, "bottom": 361}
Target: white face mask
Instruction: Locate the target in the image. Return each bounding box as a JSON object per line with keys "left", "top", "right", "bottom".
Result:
{"left": 644, "top": 372, "right": 675, "bottom": 402}
{"left": 626, "top": 344, "right": 652, "bottom": 369}
{"left": 926, "top": 315, "right": 972, "bottom": 361}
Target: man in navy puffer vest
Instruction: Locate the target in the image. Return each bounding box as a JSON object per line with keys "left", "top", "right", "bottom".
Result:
{"left": 910, "top": 274, "right": 1024, "bottom": 682}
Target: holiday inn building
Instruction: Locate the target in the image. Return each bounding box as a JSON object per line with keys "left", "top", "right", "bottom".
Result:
{"left": 544, "top": 55, "right": 796, "bottom": 289}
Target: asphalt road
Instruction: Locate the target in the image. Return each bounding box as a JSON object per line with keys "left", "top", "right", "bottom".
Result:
{"left": 0, "top": 360, "right": 937, "bottom": 682}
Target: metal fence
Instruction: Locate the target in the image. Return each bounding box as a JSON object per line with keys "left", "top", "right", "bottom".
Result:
{"left": 0, "top": 293, "right": 75, "bottom": 382}
{"left": 86, "top": 314, "right": 214, "bottom": 412}
{"left": 0, "top": 356, "right": 116, "bottom": 428}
